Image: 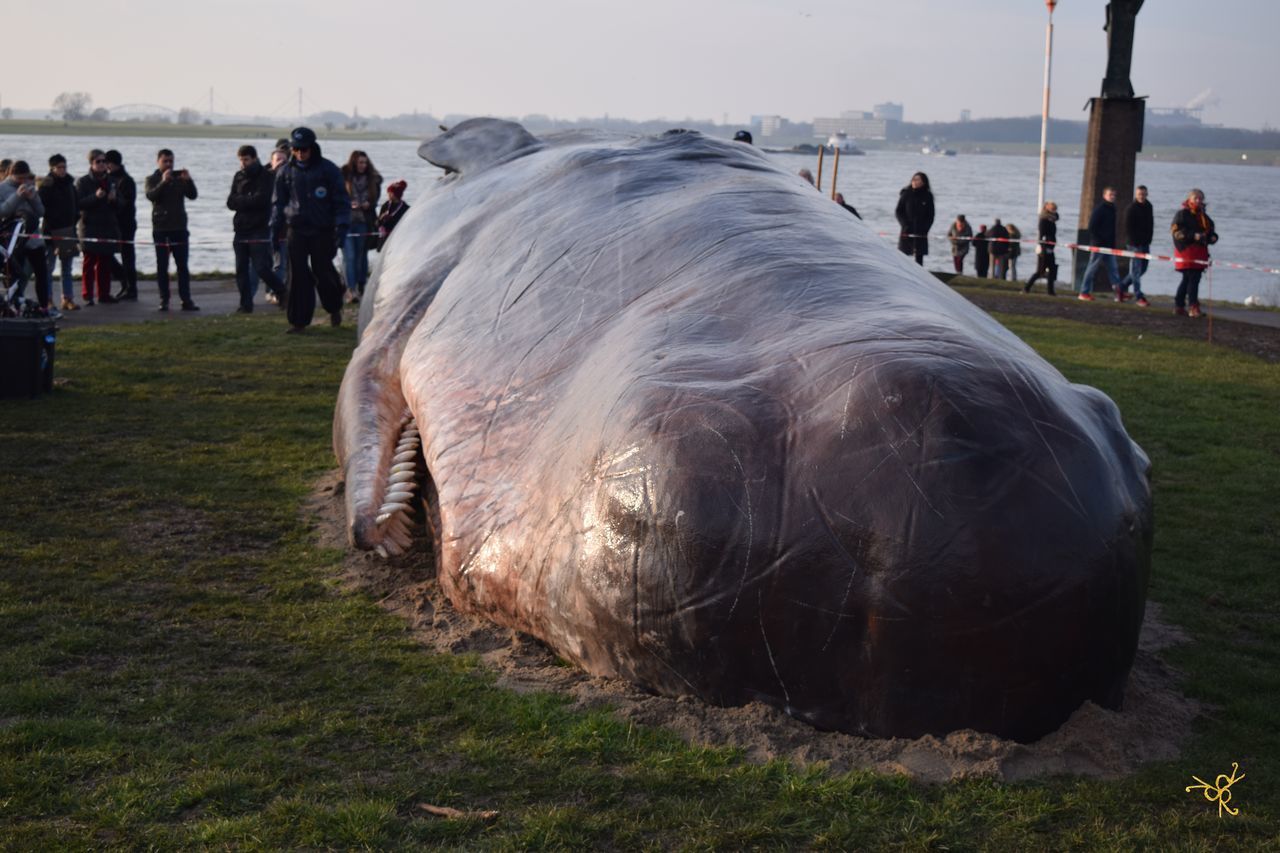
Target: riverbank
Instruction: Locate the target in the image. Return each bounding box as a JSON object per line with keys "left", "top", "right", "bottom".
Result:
{"left": 0, "top": 118, "right": 409, "bottom": 141}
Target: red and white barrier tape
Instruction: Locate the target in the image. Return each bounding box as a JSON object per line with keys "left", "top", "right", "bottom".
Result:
{"left": 13, "top": 227, "right": 1279, "bottom": 276}
{"left": 882, "top": 231, "right": 1280, "bottom": 275}
{"left": 22, "top": 230, "right": 383, "bottom": 248}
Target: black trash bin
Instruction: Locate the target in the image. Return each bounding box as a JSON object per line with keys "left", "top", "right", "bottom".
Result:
{"left": 0, "top": 318, "right": 57, "bottom": 399}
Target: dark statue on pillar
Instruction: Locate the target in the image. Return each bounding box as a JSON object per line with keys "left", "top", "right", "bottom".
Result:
{"left": 1102, "top": 1, "right": 1144, "bottom": 99}
{"left": 1074, "top": 0, "right": 1146, "bottom": 291}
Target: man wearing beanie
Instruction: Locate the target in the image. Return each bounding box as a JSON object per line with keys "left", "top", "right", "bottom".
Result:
{"left": 270, "top": 126, "right": 350, "bottom": 333}
{"left": 104, "top": 150, "right": 139, "bottom": 300}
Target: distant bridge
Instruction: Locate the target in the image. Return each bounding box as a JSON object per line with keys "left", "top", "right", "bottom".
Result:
{"left": 107, "top": 103, "right": 180, "bottom": 119}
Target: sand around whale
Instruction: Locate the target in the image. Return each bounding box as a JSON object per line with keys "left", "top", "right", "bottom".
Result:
{"left": 313, "top": 474, "right": 1196, "bottom": 783}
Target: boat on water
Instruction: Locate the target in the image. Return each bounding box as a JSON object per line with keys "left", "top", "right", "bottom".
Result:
{"left": 921, "top": 140, "right": 957, "bottom": 156}
{"left": 824, "top": 132, "right": 865, "bottom": 155}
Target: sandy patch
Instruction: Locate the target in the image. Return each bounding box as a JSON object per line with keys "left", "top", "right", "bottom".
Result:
{"left": 311, "top": 473, "right": 1199, "bottom": 783}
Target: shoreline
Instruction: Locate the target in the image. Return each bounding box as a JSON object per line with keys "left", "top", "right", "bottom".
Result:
{"left": 5, "top": 119, "right": 1275, "bottom": 165}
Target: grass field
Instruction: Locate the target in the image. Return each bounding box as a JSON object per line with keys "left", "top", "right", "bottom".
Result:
{"left": 1, "top": 310, "right": 1277, "bottom": 848}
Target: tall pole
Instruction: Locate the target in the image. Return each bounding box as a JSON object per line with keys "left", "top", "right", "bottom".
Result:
{"left": 1037, "top": 0, "right": 1058, "bottom": 216}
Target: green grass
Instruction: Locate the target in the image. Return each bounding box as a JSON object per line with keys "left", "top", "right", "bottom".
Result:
{"left": 1, "top": 311, "right": 1277, "bottom": 848}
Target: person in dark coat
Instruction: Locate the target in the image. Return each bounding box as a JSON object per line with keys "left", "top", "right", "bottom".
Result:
{"left": 270, "top": 126, "right": 351, "bottom": 333}
{"left": 1078, "top": 186, "right": 1120, "bottom": 301}
{"left": 144, "top": 148, "right": 200, "bottom": 311}
{"left": 0, "top": 161, "right": 53, "bottom": 311}
{"left": 988, "top": 218, "right": 1010, "bottom": 279}
{"left": 227, "top": 145, "right": 287, "bottom": 313}
{"left": 104, "top": 150, "right": 139, "bottom": 300}
{"left": 1116, "top": 184, "right": 1153, "bottom": 306}
{"left": 972, "top": 223, "right": 990, "bottom": 278}
{"left": 74, "top": 150, "right": 120, "bottom": 306}
{"left": 894, "top": 171, "right": 934, "bottom": 265}
{"left": 38, "top": 153, "right": 80, "bottom": 311}
{"left": 947, "top": 214, "right": 972, "bottom": 274}
{"left": 834, "top": 192, "right": 862, "bottom": 220}
{"left": 375, "top": 180, "right": 410, "bottom": 250}
{"left": 1024, "top": 201, "right": 1059, "bottom": 295}
{"left": 1171, "top": 188, "right": 1217, "bottom": 318}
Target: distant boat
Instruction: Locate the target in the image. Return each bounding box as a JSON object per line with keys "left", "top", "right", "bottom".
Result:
{"left": 922, "top": 141, "right": 957, "bottom": 156}
{"left": 824, "top": 132, "right": 865, "bottom": 155}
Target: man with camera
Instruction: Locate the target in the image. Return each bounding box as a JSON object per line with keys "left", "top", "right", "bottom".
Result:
{"left": 144, "top": 148, "right": 199, "bottom": 311}
{"left": 0, "top": 161, "right": 54, "bottom": 313}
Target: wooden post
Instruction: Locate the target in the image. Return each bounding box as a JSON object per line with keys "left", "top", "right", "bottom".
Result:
{"left": 815, "top": 146, "right": 825, "bottom": 192}
{"left": 830, "top": 147, "right": 841, "bottom": 200}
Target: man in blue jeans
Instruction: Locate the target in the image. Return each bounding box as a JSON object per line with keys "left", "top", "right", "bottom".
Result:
{"left": 143, "top": 148, "right": 199, "bottom": 311}
{"left": 1078, "top": 186, "right": 1120, "bottom": 302}
{"left": 1116, "top": 185, "right": 1153, "bottom": 307}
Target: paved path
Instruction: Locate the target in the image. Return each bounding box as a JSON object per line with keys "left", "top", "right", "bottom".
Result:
{"left": 50, "top": 279, "right": 348, "bottom": 328}
{"left": 46, "top": 277, "right": 1280, "bottom": 331}
{"left": 1212, "top": 306, "right": 1280, "bottom": 329}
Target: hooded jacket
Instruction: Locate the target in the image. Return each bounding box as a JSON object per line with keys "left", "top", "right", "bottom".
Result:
{"left": 0, "top": 177, "right": 46, "bottom": 249}
{"left": 1171, "top": 202, "right": 1217, "bottom": 272}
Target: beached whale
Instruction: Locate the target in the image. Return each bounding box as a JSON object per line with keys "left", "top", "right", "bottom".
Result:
{"left": 334, "top": 119, "right": 1152, "bottom": 742}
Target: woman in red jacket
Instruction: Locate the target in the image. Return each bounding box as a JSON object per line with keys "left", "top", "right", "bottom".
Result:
{"left": 1170, "top": 188, "right": 1217, "bottom": 318}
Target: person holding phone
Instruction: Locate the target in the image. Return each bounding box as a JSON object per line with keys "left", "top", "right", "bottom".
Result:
{"left": 75, "top": 149, "right": 120, "bottom": 305}
{"left": 144, "top": 148, "right": 199, "bottom": 311}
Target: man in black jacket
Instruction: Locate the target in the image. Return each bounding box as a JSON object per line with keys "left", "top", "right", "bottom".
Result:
{"left": 38, "top": 154, "right": 80, "bottom": 311}
{"left": 144, "top": 148, "right": 199, "bottom": 311}
{"left": 270, "top": 126, "right": 350, "bottom": 333}
{"left": 227, "top": 145, "right": 287, "bottom": 313}
{"left": 105, "top": 150, "right": 139, "bottom": 301}
{"left": 1078, "top": 187, "right": 1121, "bottom": 301}
{"left": 988, "top": 219, "right": 1010, "bottom": 279}
{"left": 1116, "top": 185, "right": 1153, "bottom": 306}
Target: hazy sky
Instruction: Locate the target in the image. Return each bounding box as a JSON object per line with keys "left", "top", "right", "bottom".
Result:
{"left": 7, "top": 0, "right": 1278, "bottom": 129}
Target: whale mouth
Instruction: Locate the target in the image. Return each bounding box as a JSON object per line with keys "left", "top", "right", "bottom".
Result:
{"left": 372, "top": 413, "right": 426, "bottom": 557}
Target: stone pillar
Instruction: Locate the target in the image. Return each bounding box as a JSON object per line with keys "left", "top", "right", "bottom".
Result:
{"left": 1073, "top": 97, "right": 1145, "bottom": 291}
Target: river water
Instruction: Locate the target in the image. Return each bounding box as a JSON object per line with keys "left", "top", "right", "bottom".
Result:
{"left": 6, "top": 132, "right": 1278, "bottom": 304}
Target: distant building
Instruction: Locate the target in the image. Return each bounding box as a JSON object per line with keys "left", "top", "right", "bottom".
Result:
{"left": 873, "top": 102, "right": 904, "bottom": 122}
{"left": 813, "top": 113, "right": 899, "bottom": 141}
{"left": 1147, "top": 107, "right": 1203, "bottom": 128}
{"left": 960, "top": 109, "right": 972, "bottom": 123}
{"left": 758, "top": 115, "right": 785, "bottom": 138}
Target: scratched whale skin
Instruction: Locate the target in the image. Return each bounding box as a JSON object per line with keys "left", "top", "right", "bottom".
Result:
{"left": 334, "top": 118, "right": 1152, "bottom": 742}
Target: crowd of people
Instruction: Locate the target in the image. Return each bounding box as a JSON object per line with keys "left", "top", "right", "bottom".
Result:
{"left": 771, "top": 141, "right": 1221, "bottom": 318}
{"left": 907, "top": 172, "right": 1219, "bottom": 317}
{"left": 0, "top": 127, "right": 412, "bottom": 331}
{"left": 6, "top": 129, "right": 1225, "bottom": 325}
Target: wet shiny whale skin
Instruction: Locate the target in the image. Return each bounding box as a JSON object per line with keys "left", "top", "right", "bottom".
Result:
{"left": 334, "top": 118, "right": 1152, "bottom": 742}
